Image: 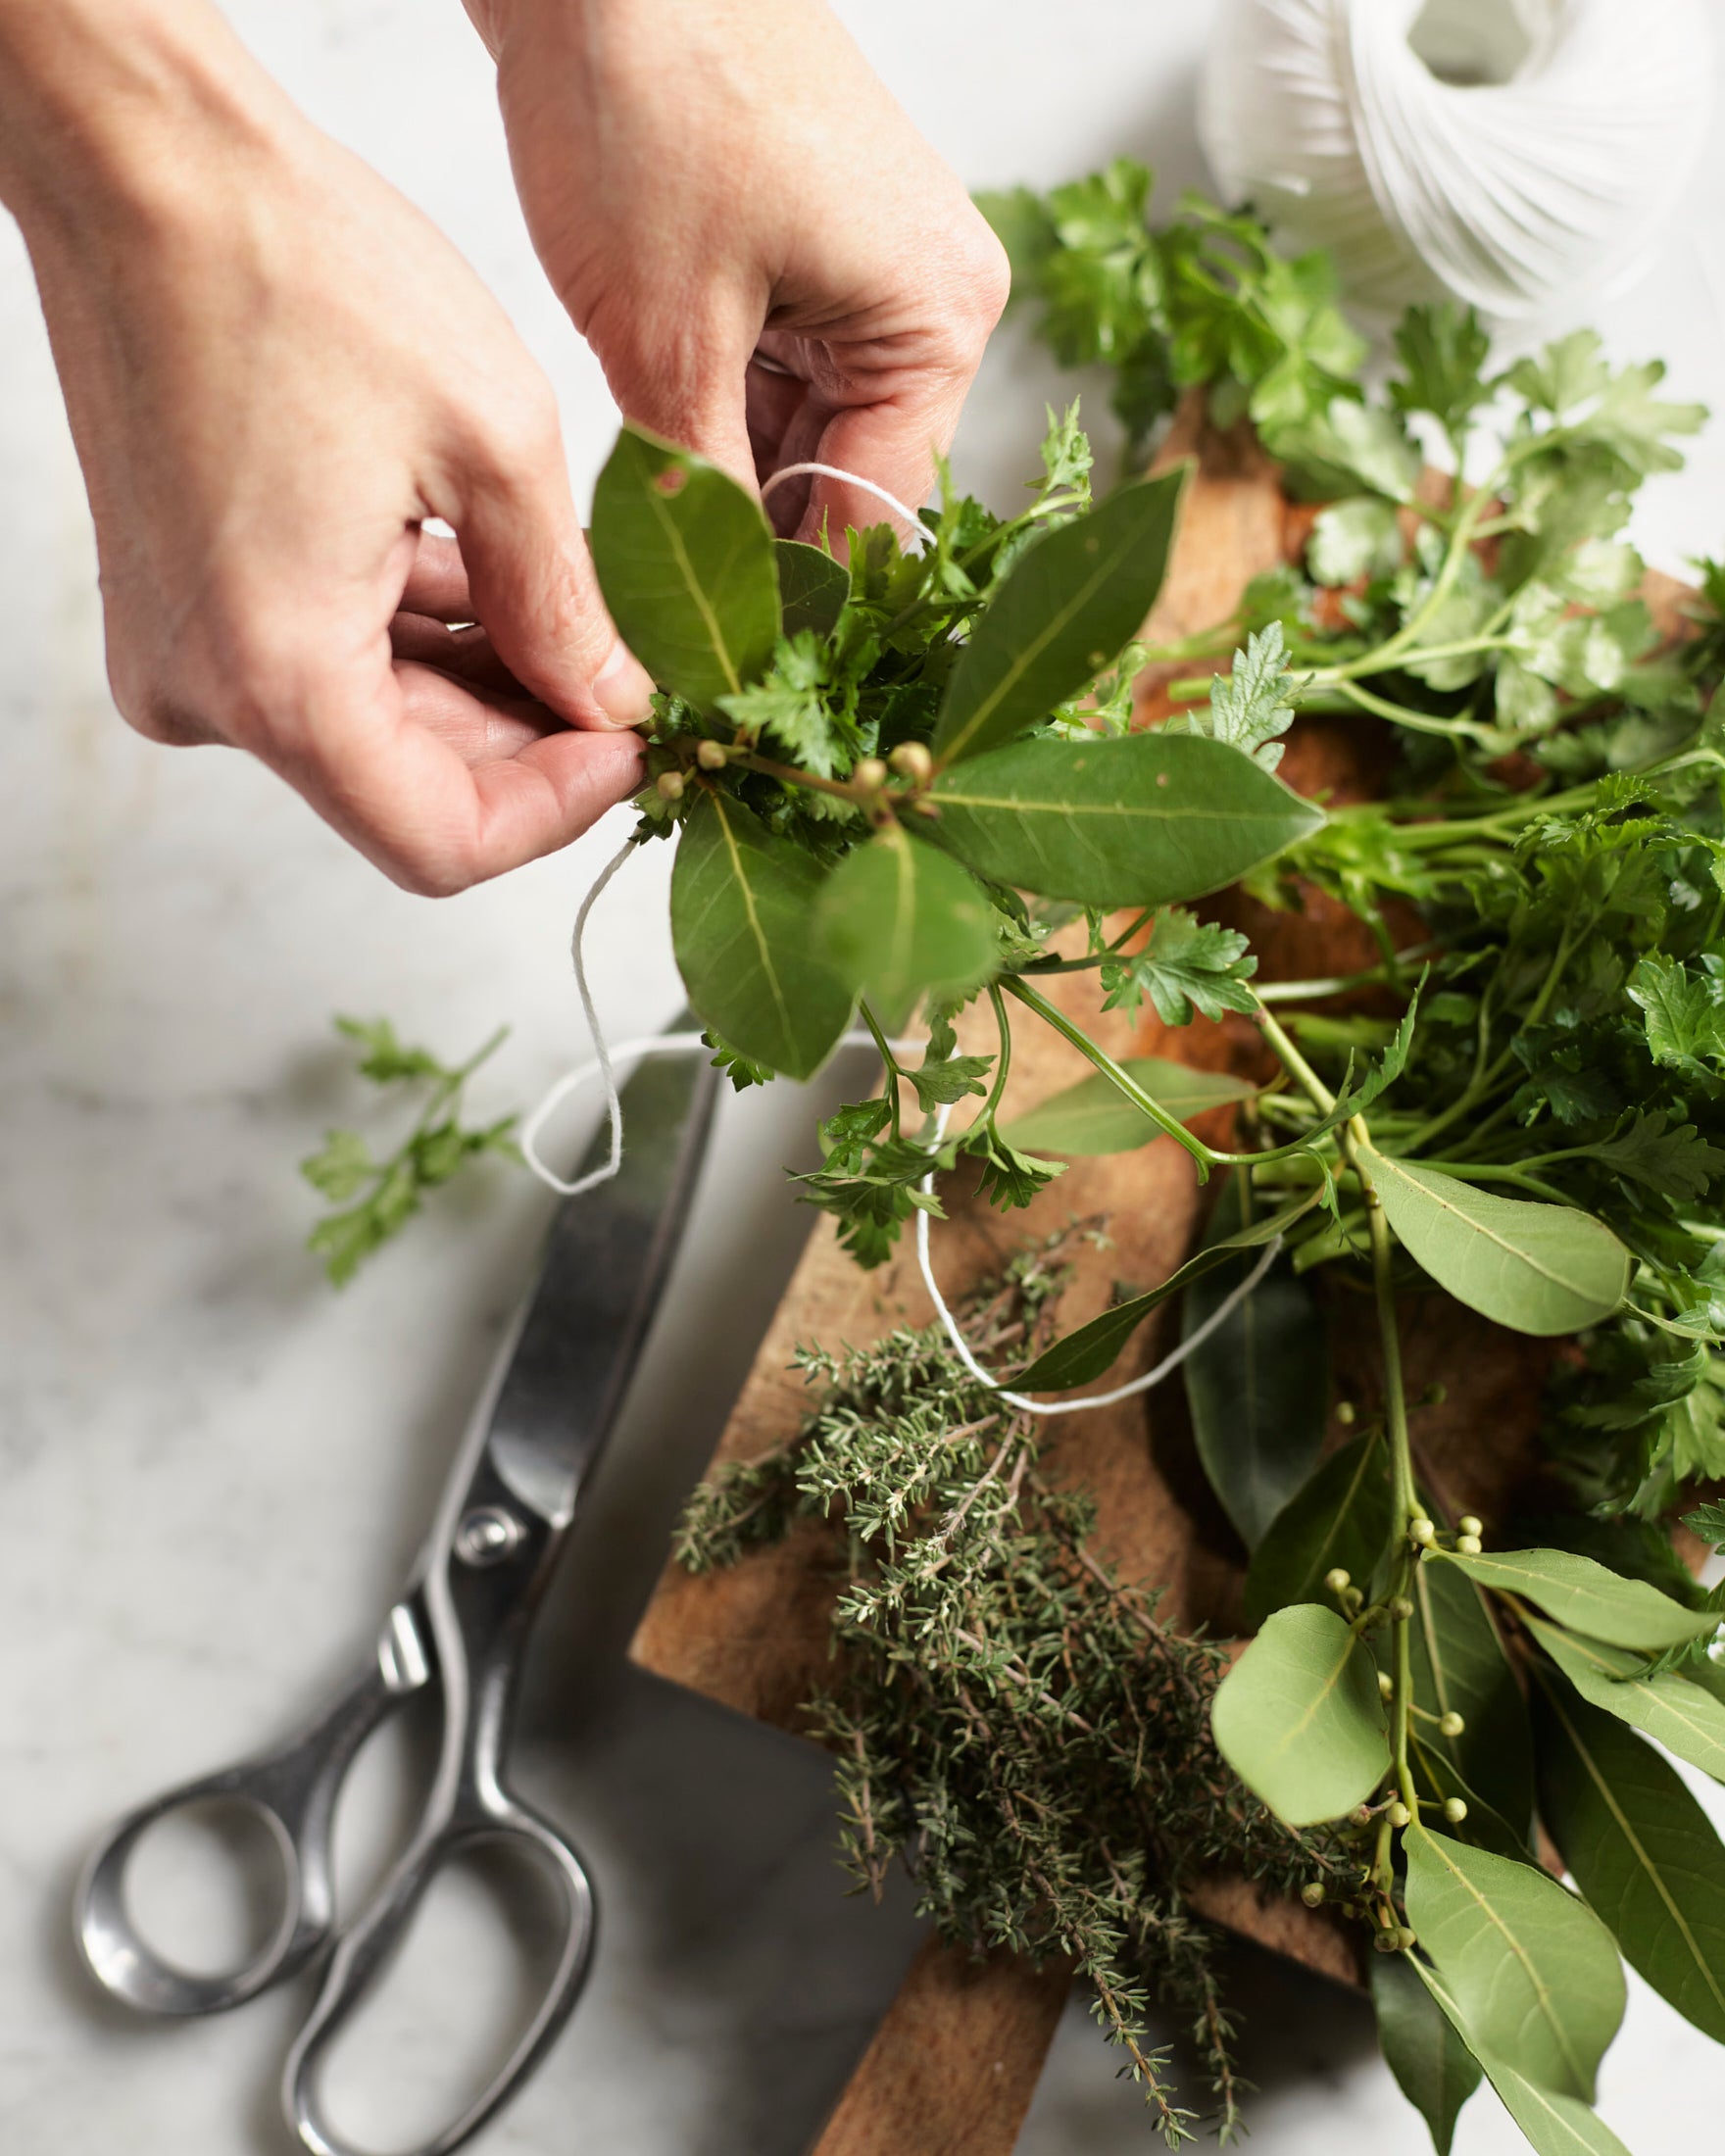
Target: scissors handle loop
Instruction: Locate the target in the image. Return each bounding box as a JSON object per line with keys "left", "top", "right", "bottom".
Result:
{"left": 75, "top": 1597, "right": 432, "bottom": 2016}
{"left": 282, "top": 1788, "right": 594, "bottom": 2156}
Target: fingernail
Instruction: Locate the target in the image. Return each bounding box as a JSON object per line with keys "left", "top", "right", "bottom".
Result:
{"left": 591, "top": 639, "right": 656, "bottom": 729}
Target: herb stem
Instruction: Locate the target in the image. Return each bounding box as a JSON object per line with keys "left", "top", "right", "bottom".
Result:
{"left": 1002, "top": 976, "right": 1213, "bottom": 1170}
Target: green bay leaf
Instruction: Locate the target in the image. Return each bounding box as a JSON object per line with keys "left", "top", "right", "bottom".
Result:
{"left": 1210, "top": 1601, "right": 1389, "bottom": 1826}
{"left": 929, "top": 732, "right": 1324, "bottom": 908}
{"left": 591, "top": 425, "right": 780, "bottom": 710}
{"left": 1412, "top": 1963, "right": 1634, "bottom": 2156}
{"left": 1370, "top": 1948, "right": 1481, "bottom": 2156}
{"left": 1535, "top": 1675, "right": 1725, "bottom": 2043}
{"left": 1528, "top": 1617, "right": 1725, "bottom": 1782}
{"left": 1363, "top": 1151, "right": 1629, "bottom": 1337}
{"left": 1243, "top": 1431, "right": 1395, "bottom": 1631}
{"left": 669, "top": 792, "right": 853, "bottom": 1080}
{"left": 999, "top": 1057, "right": 1254, "bottom": 1156}
{"left": 1404, "top": 1554, "right": 1535, "bottom": 1852}
{"left": 815, "top": 825, "right": 997, "bottom": 1029}
{"left": 1183, "top": 1177, "right": 1329, "bottom": 1549}
{"left": 1437, "top": 1547, "right": 1716, "bottom": 1653}
{"left": 933, "top": 467, "right": 1187, "bottom": 764}
{"left": 1403, "top": 1827, "right": 1625, "bottom": 2103}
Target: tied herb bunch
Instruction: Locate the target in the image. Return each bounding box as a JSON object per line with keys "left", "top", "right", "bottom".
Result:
{"left": 585, "top": 158, "right": 1725, "bottom": 2153}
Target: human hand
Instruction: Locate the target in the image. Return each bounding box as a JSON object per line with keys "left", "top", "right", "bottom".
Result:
{"left": 0, "top": 1, "right": 653, "bottom": 894}
{"left": 463, "top": 0, "right": 1009, "bottom": 539}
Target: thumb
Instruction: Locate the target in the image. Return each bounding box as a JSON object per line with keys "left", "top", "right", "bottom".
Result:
{"left": 455, "top": 437, "right": 655, "bottom": 731}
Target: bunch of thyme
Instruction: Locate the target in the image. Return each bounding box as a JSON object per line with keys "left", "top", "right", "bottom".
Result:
{"left": 677, "top": 1229, "right": 1344, "bottom": 2144}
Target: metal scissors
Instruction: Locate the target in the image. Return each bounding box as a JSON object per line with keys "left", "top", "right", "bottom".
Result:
{"left": 76, "top": 1043, "right": 718, "bottom": 2156}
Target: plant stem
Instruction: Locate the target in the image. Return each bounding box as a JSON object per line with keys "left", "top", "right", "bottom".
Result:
{"left": 1352, "top": 1138, "right": 1421, "bottom": 1820}
{"left": 1002, "top": 976, "right": 1213, "bottom": 1169}
{"left": 858, "top": 1000, "right": 907, "bottom": 1138}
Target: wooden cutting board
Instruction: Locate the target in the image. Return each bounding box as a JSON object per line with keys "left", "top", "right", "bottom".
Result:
{"left": 627, "top": 401, "right": 1590, "bottom": 2153}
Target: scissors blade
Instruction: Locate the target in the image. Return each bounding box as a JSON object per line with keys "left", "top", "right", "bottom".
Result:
{"left": 482, "top": 1036, "right": 717, "bottom": 1528}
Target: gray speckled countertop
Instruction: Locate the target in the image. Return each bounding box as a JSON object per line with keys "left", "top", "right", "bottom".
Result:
{"left": 5, "top": 7, "right": 1724, "bottom": 2150}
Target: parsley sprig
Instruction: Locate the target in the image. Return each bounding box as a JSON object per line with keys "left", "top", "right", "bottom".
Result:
{"left": 300, "top": 1016, "right": 519, "bottom": 1285}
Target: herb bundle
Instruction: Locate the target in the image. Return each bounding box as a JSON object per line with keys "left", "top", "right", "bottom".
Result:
{"left": 317, "top": 159, "right": 1725, "bottom": 2153}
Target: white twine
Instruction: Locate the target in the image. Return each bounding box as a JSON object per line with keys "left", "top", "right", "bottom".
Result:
{"left": 761, "top": 463, "right": 930, "bottom": 548}
{"left": 1200, "top": 0, "right": 1713, "bottom": 322}
{"left": 912, "top": 1100, "right": 1286, "bottom": 1415}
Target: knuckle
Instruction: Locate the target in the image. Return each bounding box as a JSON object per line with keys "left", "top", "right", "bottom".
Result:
{"left": 952, "top": 222, "right": 1012, "bottom": 346}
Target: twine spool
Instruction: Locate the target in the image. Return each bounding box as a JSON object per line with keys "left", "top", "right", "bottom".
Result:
{"left": 1200, "top": 0, "right": 1714, "bottom": 321}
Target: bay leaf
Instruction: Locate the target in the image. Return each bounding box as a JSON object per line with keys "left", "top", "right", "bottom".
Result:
{"left": 1362, "top": 1151, "right": 1629, "bottom": 1337}
{"left": 1210, "top": 1602, "right": 1390, "bottom": 1827}
{"left": 929, "top": 733, "right": 1324, "bottom": 908}
{"left": 1535, "top": 1675, "right": 1725, "bottom": 2043}
{"left": 669, "top": 792, "right": 853, "bottom": 1079}
{"left": 591, "top": 425, "right": 780, "bottom": 710}
{"left": 933, "top": 467, "right": 1186, "bottom": 764}
{"left": 1403, "top": 1827, "right": 1625, "bottom": 2103}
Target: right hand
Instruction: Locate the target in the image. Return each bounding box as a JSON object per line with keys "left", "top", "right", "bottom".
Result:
{"left": 4, "top": 14, "right": 653, "bottom": 895}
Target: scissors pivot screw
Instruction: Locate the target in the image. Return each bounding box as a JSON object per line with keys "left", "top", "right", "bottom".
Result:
{"left": 454, "top": 1505, "right": 525, "bottom": 1567}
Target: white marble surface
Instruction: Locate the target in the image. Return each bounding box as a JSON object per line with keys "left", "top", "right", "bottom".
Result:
{"left": 5, "top": 5, "right": 1725, "bottom": 2152}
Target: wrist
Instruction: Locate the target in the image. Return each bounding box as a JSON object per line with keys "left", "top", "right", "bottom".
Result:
{"left": 0, "top": 0, "right": 289, "bottom": 240}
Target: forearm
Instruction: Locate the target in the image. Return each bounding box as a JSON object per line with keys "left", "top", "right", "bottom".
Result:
{"left": 0, "top": 0, "right": 284, "bottom": 235}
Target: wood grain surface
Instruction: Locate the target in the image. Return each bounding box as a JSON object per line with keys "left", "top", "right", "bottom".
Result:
{"left": 628, "top": 401, "right": 1596, "bottom": 2154}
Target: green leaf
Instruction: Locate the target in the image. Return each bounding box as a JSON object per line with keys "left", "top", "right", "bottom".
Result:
{"left": 300, "top": 1127, "right": 373, "bottom": 1202}
{"left": 906, "top": 1011, "right": 994, "bottom": 1114}
{"left": 669, "top": 791, "right": 853, "bottom": 1080}
{"left": 1309, "top": 498, "right": 1405, "bottom": 587}
{"left": 1009, "top": 1189, "right": 1321, "bottom": 1393}
{"left": 775, "top": 538, "right": 849, "bottom": 639}
{"left": 1370, "top": 1948, "right": 1481, "bottom": 2156}
{"left": 1390, "top": 303, "right": 1493, "bottom": 440}
{"left": 1528, "top": 1618, "right": 1725, "bottom": 1783}
{"left": 1204, "top": 621, "right": 1301, "bottom": 771}
{"left": 999, "top": 1057, "right": 1253, "bottom": 1156}
{"left": 932, "top": 468, "right": 1188, "bottom": 763}
{"left": 1405, "top": 1552, "right": 1536, "bottom": 1849}
{"left": 1210, "top": 1601, "right": 1388, "bottom": 1826}
{"left": 1183, "top": 1177, "right": 1329, "bottom": 1549}
{"left": 1098, "top": 907, "right": 1258, "bottom": 1025}
{"left": 929, "top": 732, "right": 1324, "bottom": 908}
{"left": 1362, "top": 1151, "right": 1630, "bottom": 1337}
{"left": 815, "top": 826, "right": 997, "bottom": 1029}
{"left": 1436, "top": 1546, "right": 1717, "bottom": 1652}
{"left": 591, "top": 425, "right": 780, "bottom": 710}
{"left": 1580, "top": 1110, "right": 1725, "bottom": 1205}
{"left": 1243, "top": 1431, "right": 1395, "bottom": 1630}
{"left": 1628, "top": 953, "right": 1725, "bottom": 1070}
{"left": 1535, "top": 1675, "right": 1725, "bottom": 2043}
{"left": 1403, "top": 1827, "right": 1625, "bottom": 2103}
{"left": 1413, "top": 1963, "right": 1634, "bottom": 2156}
{"left": 1276, "top": 396, "right": 1421, "bottom": 503}
{"left": 333, "top": 1014, "right": 443, "bottom": 1084}
{"left": 1684, "top": 1500, "right": 1725, "bottom": 1548}
{"left": 716, "top": 631, "right": 846, "bottom": 776}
